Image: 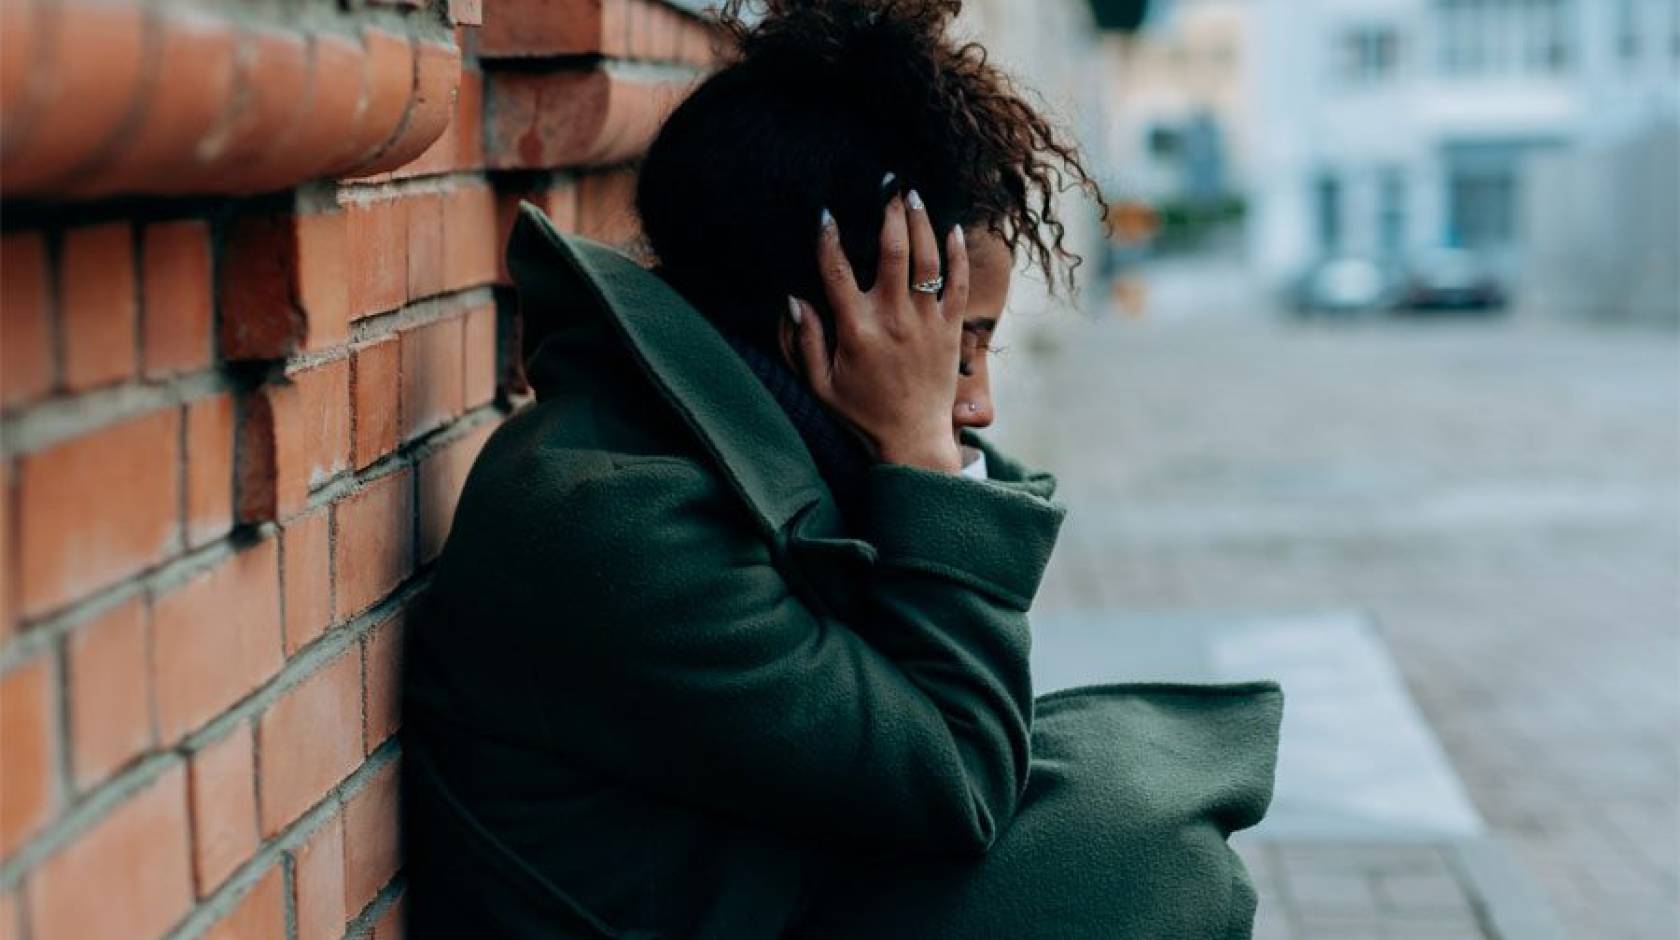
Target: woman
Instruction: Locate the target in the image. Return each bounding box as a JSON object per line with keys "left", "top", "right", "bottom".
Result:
{"left": 402, "top": 2, "right": 1282, "bottom": 938}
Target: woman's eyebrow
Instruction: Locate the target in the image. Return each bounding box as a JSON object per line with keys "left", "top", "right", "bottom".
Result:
{"left": 964, "top": 317, "right": 999, "bottom": 331}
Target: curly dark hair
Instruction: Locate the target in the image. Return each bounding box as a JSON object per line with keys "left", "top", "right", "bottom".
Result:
{"left": 635, "top": 0, "right": 1105, "bottom": 352}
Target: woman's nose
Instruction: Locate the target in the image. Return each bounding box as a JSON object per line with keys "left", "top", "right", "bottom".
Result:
{"left": 953, "top": 395, "right": 995, "bottom": 430}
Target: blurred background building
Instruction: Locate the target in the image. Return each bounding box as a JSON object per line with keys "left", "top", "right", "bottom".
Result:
{"left": 1103, "top": 0, "right": 1680, "bottom": 322}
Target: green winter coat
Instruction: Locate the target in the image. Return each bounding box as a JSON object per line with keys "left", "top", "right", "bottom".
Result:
{"left": 401, "top": 203, "right": 1283, "bottom": 939}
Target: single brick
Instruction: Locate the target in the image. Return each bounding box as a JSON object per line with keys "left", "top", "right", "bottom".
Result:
{"left": 657, "top": 3, "right": 688, "bottom": 61}
{"left": 0, "top": 231, "right": 53, "bottom": 408}
{"left": 185, "top": 393, "right": 236, "bottom": 548}
{"left": 362, "top": 611, "right": 404, "bottom": 753}
{"left": 453, "top": 68, "right": 485, "bottom": 170}
{"left": 443, "top": 182, "right": 498, "bottom": 292}
{"left": 140, "top": 220, "right": 214, "bottom": 378}
{"left": 332, "top": 469, "right": 414, "bottom": 621}
{"left": 348, "top": 197, "right": 409, "bottom": 320}
{"left": 349, "top": 40, "right": 461, "bottom": 178}
{"left": 418, "top": 423, "right": 493, "bottom": 563}
{"left": 67, "top": 597, "right": 153, "bottom": 789}
{"left": 256, "top": 649, "right": 362, "bottom": 836}
{"left": 290, "top": 33, "right": 372, "bottom": 182}
{"left": 464, "top": 303, "right": 498, "bottom": 409}
{"left": 219, "top": 210, "right": 350, "bottom": 359}
{"left": 292, "top": 813, "right": 348, "bottom": 940}
{"left": 400, "top": 316, "right": 464, "bottom": 442}
{"left": 405, "top": 191, "right": 446, "bottom": 300}
{"left": 602, "top": 0, "right": 630, "bottom": 56}
{"left": 489, "top": 71, "right": 675, "bottom": 170}
{"left": 0, "top": 3, "right": 145, "bottom": 193}
{"left": 336, "top": 28, "right": 415, "bottom": 176}
{"left": 17, "top": 408, "right": 181, "bottom": 618}
{"left": 187, "top": 723, "right": 259, "bottom": 893}
{"left": 152, "top": 538, "right": 283, "bottom": 742}
{"left": 281, "top": 507, "right": 333, "bottom": 655}
{"left": 195, "top": 29, "right": 311, "bottom": 192}
{"left": 0, "top": 0, "right": 36, "bottom": 130}
{"left": 629, "top": 0, "right": 664, "bottom": 59}
{"left": 203, "top": 864, "right": 285, "bottom": 940}
{"left": 343, "top": 757, "right": 401, "bottom": 917}
{"left": 481, "top": 0, "right": 604, "bottom": 56}
{"left": 59, "top": 222, "right": 137, "bottom": 391}
{"left": 25, "top": 765, "right": 193, "bottom": 940}
{"left": 72, "top": 14, "right": 238, "bottom": 197}
{"left": 0, "top": 656, "right": 57, "bottom": 854}
{"left": 229, "top": 31, "right": 365, "bottom": 193}
{"left": 239, "top": 358, "right": 353, "bottom": 523}
{"left": 351, "top": 336, "right": 402, "bottom": 470}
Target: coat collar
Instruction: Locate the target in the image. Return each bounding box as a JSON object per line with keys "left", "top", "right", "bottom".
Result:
{"left": 506, "top": 202, "right": 828, "bottom": 539}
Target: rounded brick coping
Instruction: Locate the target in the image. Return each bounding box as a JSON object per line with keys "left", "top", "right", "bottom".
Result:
{"left": 0, "top": 0, "right": 464, "bottom": 200}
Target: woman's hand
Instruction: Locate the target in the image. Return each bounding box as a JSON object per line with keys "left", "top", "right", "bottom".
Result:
{"left": 790, "top": 191, "right": 970, "bottom": 474}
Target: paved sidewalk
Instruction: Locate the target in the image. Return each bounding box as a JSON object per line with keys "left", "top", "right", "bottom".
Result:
{"left": 1242, "top": 839, "right": 1557, "bottom": 940}
{"left": 1032, "top": 606, "right": 1555, "bottom": 940}
{"left": 992, "top": 273, "right": 1679, "bottom": 939}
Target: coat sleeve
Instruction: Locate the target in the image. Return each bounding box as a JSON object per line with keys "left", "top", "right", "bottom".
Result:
{"left": 499, "top": 456, "right": 1064, "bottom": 857}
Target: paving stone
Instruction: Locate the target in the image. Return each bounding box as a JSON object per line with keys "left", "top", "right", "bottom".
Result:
{"left": 1373, "top": 872, "right": 1473, "bottom": 915}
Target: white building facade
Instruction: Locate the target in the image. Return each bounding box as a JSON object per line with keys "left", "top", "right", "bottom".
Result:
{"left": 1245, "top": 0, "right": 1680, "bottom": 309}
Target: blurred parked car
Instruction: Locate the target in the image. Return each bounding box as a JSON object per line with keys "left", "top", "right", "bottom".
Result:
{"left": 1396, "top": 249, "right": 1508, "bottom": 313}
{"left": 1291, "top": 256, "right": 1399, "bottom": 316}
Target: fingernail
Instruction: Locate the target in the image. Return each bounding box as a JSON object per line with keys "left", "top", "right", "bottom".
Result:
{"left": 787, "top": 296, "right": 804, "bottom": 325}
{"left": 951, "top": 224, "right": 965, "bottom": 246}
{"left": 820, "top": 207, "right": 836, "bottom": 229}
{"left": 881, "top": 171, "right": 897, "bottom": 189}
{"left": 907, "top": 189, "right": 925, "bottom": 211}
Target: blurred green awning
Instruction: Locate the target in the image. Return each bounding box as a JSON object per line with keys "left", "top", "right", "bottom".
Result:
{"left": 1088, "top": 0, "right": 1150, "bottom": 32}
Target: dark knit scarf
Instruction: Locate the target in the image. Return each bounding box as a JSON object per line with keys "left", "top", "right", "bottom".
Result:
{"left": 721, "top": 332, "right": 874, "bottom": 525}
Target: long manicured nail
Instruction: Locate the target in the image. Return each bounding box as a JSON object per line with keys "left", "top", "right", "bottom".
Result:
{"left": 820, "top": 207, "right": 836, "bottom": 229}
{"left": 951, "top": 224, "right": 965, "bottom": 246}
{"left": 907, "top": 189, "right": 925, "bottom": 211}
{"left": 881, "top": 171, "right": 897, "bottom": 189}
{"left": 787, "top": 296, "right": 804, "bottom": 325}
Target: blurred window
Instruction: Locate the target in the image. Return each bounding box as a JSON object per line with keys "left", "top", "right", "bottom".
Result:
{"left": 1617, "top": 0, "right": 1641, "bottom": 63}
{"left": 1437, "top": 0, "right": 1574, "bottom": 76}
{"left": 1340, "top": 25, "right": 1403, "bottom": 82}
{"left": 1671, "top": 0, "right": 1680, "bottom": 67}
{"left": 1449, "top": 170, "right": 1515, "bottom": 249}
{"left": 1379, "top": 170, "right": 1408, "bottom": 258}
{"left": 1443, "top": 142, "right": 1529, "bottom": 250}
{"left": 1149, "top": 126, "right": 1183, "bottom": 159}
{"left": 1316, "top": 174, "right": 1343, "bottom": 254}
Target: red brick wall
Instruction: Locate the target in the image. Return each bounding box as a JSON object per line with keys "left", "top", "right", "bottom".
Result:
{"left": 0, "top": 1, "right": 717, "bottom": 936}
